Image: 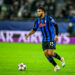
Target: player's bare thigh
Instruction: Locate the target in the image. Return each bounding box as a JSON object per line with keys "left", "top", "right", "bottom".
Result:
{"left": 44, "top": 49, "right": 55, "bottom": 58}
{"left": 48, "top": 49, "right": 55, "bottom": 56}
{"left": 44, "top": 49, "right": 49, "bottom": 58}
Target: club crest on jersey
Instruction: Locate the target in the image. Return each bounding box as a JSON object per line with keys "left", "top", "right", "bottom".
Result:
{"left": 40, "top": 24, "right": 46, "bottom": 27}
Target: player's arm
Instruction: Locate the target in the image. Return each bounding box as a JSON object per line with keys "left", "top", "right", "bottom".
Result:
{"left": 54, "top": 23, "right": 59, "bottom": 41}
{"left": 53, "top": 23, "right": 59, "bottom": 36}
{"left": 25, "top": 20, "right": 38, "bottom": 40}
{"left": 49, "top": 16, "right": 59, "bottom": 41}
{"left": 25, "top": 30, "right": 36, "bottom": 40}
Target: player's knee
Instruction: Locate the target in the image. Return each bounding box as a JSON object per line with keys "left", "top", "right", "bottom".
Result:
{"left": 48, "top": 51, "right": 52, "bottom": 55}
{"left": 48, "top": 50, "right": 54, "bottom": 56}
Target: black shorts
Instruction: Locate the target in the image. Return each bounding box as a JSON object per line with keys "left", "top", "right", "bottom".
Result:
{"left": 42, "top": 41, "right": 56, "bottom": 51}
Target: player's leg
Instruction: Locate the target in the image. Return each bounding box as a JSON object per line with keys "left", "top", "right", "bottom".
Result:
{"left": 51, "top": 41, "right": 61, "bottom": 60}
{"left": 48, "top": 49, "right": 61, "bottom": 60}
{"left": 48, "top": 49, "right": 60, "bottom": 72}
{"left": 44, "top": 50, "right": 49, "bottom": 58}
{"left": 48, "top": 49, "right": 61, "bottom": 63}
{"left": 42, "top": 41, "right": 60, "bottom": 72}
{"left": 48, "top": 49, "right": 62, "bottom": 61}
{"left": 52, "top": 41, "right": 65, "bottom": 67}
{"left": 48, "top": 49, "right": 54, "bottom": 56}
{"left": 44, "top": 49, "right": 57, "bottom": 67}
{"left": 53, "top": 52, "right": 62, "bottom": 60}
{"left": 53, "top": 52, "right": 65, "bottom": 67}
{"left": 49, "top": 51, "right": 61, "bottom": 60}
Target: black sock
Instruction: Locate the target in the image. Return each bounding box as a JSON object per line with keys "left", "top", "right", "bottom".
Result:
{"left": 54, "top": 53, "right": 61, "bottom": 60}
{"left": 48, "top": 56, "right": 57, "bottom": 66}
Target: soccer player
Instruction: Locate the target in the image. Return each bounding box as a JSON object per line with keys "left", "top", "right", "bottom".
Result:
{"left": 25, "top": 7, "right": 65, "bottom": 72}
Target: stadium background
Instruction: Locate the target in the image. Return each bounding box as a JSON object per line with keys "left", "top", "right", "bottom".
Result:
{"left": 0, "top": 0, "right": 75, "bottom": 75}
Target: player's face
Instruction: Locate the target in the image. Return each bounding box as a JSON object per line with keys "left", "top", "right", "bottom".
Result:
{"left": 37, "top": 9, "right": 44, "bottom": 17}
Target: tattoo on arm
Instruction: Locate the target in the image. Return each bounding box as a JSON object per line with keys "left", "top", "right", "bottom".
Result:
{"left": 28, "top": 30, "right": 36, "bottom": 36}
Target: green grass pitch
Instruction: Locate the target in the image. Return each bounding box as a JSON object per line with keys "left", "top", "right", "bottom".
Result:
{"left": 0, "top": 42, "right": 75, "bottom": 75}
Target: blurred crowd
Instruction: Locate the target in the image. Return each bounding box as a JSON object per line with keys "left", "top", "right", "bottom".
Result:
{"left": 0, "top": 0, "right": 75, "bottom": 21}
{"left": 0, "top": 0, "right": 56, "bottom": 20}
{"left": 57, "top": 0, "right": 75, "bottom": 22}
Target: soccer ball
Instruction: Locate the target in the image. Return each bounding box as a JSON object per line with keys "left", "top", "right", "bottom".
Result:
{"left": 18, "top": 63, "right": 26, "bottom": 71}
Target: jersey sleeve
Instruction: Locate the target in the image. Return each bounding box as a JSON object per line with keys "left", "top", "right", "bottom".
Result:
{"left": 33, "top": 20, "right": 38, "bottom": 31}
{"left": 48, "top": 16, "right": 57, "bottom": 25}
{"left": 48, "top": 16, "right": 59, "bottom": 35}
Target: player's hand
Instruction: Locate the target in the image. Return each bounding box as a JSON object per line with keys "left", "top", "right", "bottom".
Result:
{"left": 25, "top": 35, "right": 29, "bottom": 40}
{"left": 54, "top": 35, "right": 58, "bottom": 41}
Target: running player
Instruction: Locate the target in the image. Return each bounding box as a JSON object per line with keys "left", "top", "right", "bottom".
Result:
{"left": 25, "top": 7, "right": 65, "bottom": 72}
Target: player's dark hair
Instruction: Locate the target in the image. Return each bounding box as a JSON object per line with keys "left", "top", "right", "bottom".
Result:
{"left": 37, "top": 6, "right": 45, "bottom": 12}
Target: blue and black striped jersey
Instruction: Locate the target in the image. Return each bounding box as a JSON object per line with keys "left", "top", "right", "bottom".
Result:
{"left": 33, "top": 14, "right": 58, "bottom": 42}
